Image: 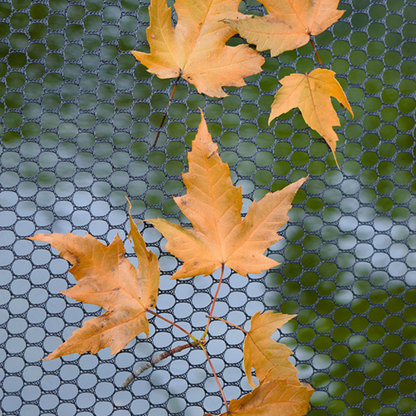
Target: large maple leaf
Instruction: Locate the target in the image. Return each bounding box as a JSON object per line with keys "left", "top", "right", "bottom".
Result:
{"left": 148, "top": 111, "right": 306, "bottom": 279}
{"left": 206, "top": 378, "right": 313, "bottom": 416}
{"left": 225, "top": 0, "right": 344, "bottom": 57}
{"left": 131, "top": 0, "right": 265, "bottom": 97}
{"left": 269, "top": 68, "right": 353, "bottom": 166}
{"left": 244, "top": 311, "right": 300, "bottom": 388}
{"left": 29, "top": 205, "right": 159, "bottom": 359}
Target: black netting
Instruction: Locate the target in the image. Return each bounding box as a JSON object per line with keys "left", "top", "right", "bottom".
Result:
{"left": 1, "top": 0, "right": 416, "bottom": 415}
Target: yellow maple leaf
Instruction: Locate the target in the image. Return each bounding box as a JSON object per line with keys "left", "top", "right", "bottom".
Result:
{"left": 148, "top": 110, "right": 306, "bottom": 279}
{"left": 244, "top": 311, "right": 300, "bottom": 388}
{"left": 269, "top": 68, "right": 353, "bottom": 167}
{"left": 29, "top": 204, "right": 159, "bottom": 359}
{"left": 225, "top": 0, "right": 344, "bottom": 57}
{"left": 131, "top": 0, "right": 265, "bottom": 97}
{"left": 206, "top": 379, "right": 314, "bottom": 416}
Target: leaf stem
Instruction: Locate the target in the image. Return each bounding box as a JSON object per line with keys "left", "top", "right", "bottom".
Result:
{"left": 147, "top": 309, "right": 198, "bottom": 343}
{"left": 122, "top": 341, "right": 201, "bottom": 388}
{"left": 152, "top": 75, "right": 181, "bottom": 147}
{"left": 203, "top": 264, "right": 225, "bottom": 338}
{"left": 206, "top": 315, "right": 248, "bottom": 334}
{"left": 200, "top": 343, "right": 229, "bottom": 413}
{"left": 310, "top": 39, "right": 322, "bottom": 66}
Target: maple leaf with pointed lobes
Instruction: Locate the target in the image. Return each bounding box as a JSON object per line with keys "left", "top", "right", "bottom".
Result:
{"left": 224, "top": 0, "right": 344, "bottom": 57}
{"left": 244, "top": 311, "right": 300, "bottom": 388}
{"left": 29, "top": 205, "right": 159, "bottom": 360}
{"left": 148, "top": 110, "right": 306, "bottom": 280}
{"left": 131, "top": 0, "right": 265, "bottom": 97}
{"left": 206, "top": 378, "right": 314, "bottom": 416}
{"left": 269, "top": 68, "right": 353, "bottom": 167}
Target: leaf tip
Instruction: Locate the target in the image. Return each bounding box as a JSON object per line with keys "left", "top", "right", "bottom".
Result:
{"left": 130, "top": 50, "right": 140, "bottom": 60}
{"left": 27, "top": 232, "right": 52, "bottom": 244}
{"left": 198, "top": 107, "right": 205, "bottom": 123}
{"left": 126, "top": 196, "right": 132, "bottom": 210}
{"left": 43, "top": 351, "right": 58, "bottom": 361}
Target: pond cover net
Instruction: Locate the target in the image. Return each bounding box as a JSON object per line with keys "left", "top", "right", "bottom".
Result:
{"left": 0, "top": 0, "right": 416, "bottom": 415}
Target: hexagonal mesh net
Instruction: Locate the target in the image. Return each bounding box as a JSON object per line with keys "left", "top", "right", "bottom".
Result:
{"left": 1, "top": 0, "right": 416, "bottom": 415}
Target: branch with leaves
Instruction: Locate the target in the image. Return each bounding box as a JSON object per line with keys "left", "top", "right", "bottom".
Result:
{"left": 28, "top": 0, "right": 355, "bottom": 413}
{"left": 30, "top": 113, "right": 311, "bottom": 415}
{"left": 132, "top": 0, "right": 353, "bottom": 166}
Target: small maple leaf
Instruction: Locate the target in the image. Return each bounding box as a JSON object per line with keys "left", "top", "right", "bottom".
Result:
{"left": 244, "top": 311, "right": 300, "bottom": 388}
{"left": 206, "top": 378, "right": 314, "bottom": 416}
{"left": 224, "top": 0, "right": 344, "bottom": 57}
{"left": 131, "top": 0, "right": 265, "bottom": 97}
{"left": 269, "top": 68, "right": 353, "bottom": 167}
{"left": 148, "top": 110, "right": 306, "bottom": 280}
{"left": 29, "top": 204, "right": 159, "bottom": 359}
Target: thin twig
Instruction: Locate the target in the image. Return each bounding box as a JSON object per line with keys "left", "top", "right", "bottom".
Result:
{"left": 203, "top": 264, "right": 225, "bottom": 338}
{"left": 206, "top": 314, "right": 248, "bottom": 334}
{"left": 200, "top": 343, "right": 229, "bottom": 413}
{"left": 147, "top": 309, "right": 198, "bottom": 343}
{"left": 122, "top": 341, "right": 201, "bottom": 388}
{"left": 310, "top": 39, "right": 322, "bottom": 66}
{"left": 152, "top": 75, "right": 181, "bottom": 147}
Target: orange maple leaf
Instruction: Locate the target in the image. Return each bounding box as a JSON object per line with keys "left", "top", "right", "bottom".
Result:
{"left": 29, "top": 204, "right": 159, "bottom": 359}
{"left": 269, "top": 68, "right": 353, "bottom": 167}
{"left": 244, "top": 311, "right": 300, "bottom": 388}
{"left": 225, "top": 0, "right": 344, "bottom": 57}
{"left": 148, "top": 111, "right": 306, "bottom": 279}
{"left": 206, "top": 378, "right": 313, "bottom": 416}
{"left": 131, "top": 0, "right": 265, "bottom": 97}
